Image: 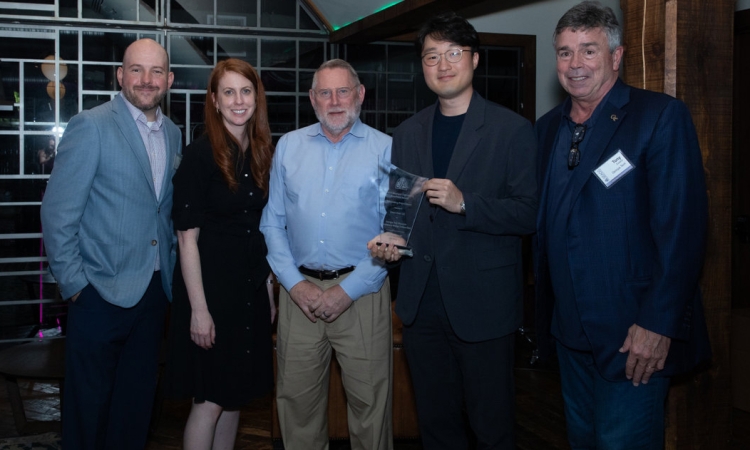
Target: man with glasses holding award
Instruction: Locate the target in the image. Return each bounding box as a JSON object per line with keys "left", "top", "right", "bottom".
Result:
{"left": 260, "top": 59, "right": 393, "bottom": 450}
{"left": 534, "top": 2, "right": 711, "bottom": 448}
{"left": 369, "top": 12, "right": 537, "bottom": 449}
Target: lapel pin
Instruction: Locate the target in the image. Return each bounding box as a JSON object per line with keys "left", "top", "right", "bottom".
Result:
{"left": 611, "top": 114, "right": 618, "bottom": 122}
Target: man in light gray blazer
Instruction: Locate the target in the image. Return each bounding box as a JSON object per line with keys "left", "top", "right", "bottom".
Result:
{"left": 40, "top": 38, "right": 181, "bottom": 450}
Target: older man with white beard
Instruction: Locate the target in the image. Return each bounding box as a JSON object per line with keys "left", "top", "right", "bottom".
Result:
{"left": 260, "top": 59, "right": 394, "bottom": 450}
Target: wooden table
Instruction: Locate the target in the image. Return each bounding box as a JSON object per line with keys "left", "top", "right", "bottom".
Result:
{"left": 0, "top": 338, "right": 65, "bottom": 435}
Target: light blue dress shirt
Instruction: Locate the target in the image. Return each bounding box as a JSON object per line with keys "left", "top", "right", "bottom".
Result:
{"left": 260, "top": 119, "right": 392, "bottom": 301}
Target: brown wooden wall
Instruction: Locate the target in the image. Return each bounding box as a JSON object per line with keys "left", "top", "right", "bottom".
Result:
{"left": 619, "top": 0, "right": 733, "bottom": 448}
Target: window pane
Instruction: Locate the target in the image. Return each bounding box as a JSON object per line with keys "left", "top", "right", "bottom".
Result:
{"left": 218, "top": 0, "right": 258, "bottom": 27}
{"left": 261, "top": 40, "right": 296, "bottom": 68}
{"left": 261, "top": 0, "right": 295, "bottom": 29}
{"left": 0, "top": 62, "right": 20, "bottom": 131}
{"left": 82, "top": 32, "right": 143, "bottom": 63}
{"left": 387, "top": 74, "right": 415, "bottom": 112}
{"left": 299, "top": 41, "right": 324, "bottom": 70}
{"left": 299, "top": 71, "right": 314, "bottom": 91}
{"left": 359, "top": 73, "right": 384, "bottom": 111}
{"left": 299, "top": 4, "right": 321, "bottom": 31}
{"left": 348, "top": 44, "right": 386, "bottom": 72}
{"left": 24, "top": 135, "right": 57, "bottom": 175}
{"left": 170, "top": 35, "right": 214, "bottom": 66}
{"left": 388, "top": 45, "right": 418, "bottom": 73}
{"left": 262, "top": 70, "right": 296, "bottom": 93}
{"left": 171, "top": 67, "right": 212, "bottom": 91}
{"left": 267, "top": 96, "right": 297, "bottom": 134}
{"left": 216, "top": 37, "right": 258, "bottom": 66}
{"left": 487, "top": 78, "right": 519, "bottom": 112}
{"left": 298, "top": 98, "right": 317, "bottom": 129}
{"left": 82, "top": 94, "right": 115, "bottom": 111}
{"left": 0, "top": 135, "right": 20, "bottom": 174}
{"left": 0, "top": 1, "right": 54, "bottom": 18}
{"left": 60, "top": 30, "right": 79, "bottom": 61}
{"left": 169, "top": 93, "right": 207, "bottom": 146}
{"left": 82, "top": 65, "right": 118, "bottom": 91}
{"left": 24, "top": 62, "right": 55, "bottom": 125}
{"left": 488, "top": 49, "right": 520, "bottom": 76}
{"left": 170, "top": 0, "right": 213, "bottom": 25}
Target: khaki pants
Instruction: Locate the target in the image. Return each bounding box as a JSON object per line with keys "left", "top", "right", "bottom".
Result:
{"left": 275, "top": 274, "right": 393, "bottom": 450}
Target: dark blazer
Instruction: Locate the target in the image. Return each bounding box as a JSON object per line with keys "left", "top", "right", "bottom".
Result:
{"left": 392, "top": 92, "right": 538, "bottom": 342}
{"left": 534, "top": 79, "right": 711, "bottom": 381}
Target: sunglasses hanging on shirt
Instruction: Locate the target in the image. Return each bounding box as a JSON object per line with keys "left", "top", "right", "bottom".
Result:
{"left": 568, "top": 124, "right": 587, "bottom": 169}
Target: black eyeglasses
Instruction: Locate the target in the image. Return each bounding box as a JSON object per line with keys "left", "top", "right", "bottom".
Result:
{"left": 568, "top": 124, "right": 587, "bottom": 169}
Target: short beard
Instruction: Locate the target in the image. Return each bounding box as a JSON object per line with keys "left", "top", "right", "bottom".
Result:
{"left": 316, "top": 104, "right": 362, "bottom": 136}
{"left": 122, "top": 87, "right": 166, "bottom": 114}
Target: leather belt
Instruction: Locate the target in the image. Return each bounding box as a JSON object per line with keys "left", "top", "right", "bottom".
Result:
{"left": 299, "top": 266, "right": 355, "bottom": 280}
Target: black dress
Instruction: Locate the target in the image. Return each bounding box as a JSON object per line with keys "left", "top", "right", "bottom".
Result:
{"left": 164, "top": 134, "right": 273, "bottom": 409}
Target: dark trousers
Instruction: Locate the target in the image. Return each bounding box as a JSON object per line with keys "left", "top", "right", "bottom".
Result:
{"left": 62, "top": 273, "right": 168, "bottom": 450}
{"left": 402, "top": 269, "right": 515, "bottom": 450}
{"left": 556, "top": 342, "right": 670, "bottom": 450}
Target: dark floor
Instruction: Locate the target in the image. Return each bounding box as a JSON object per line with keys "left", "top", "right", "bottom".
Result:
{"left": 1, "top": 352, "right": 749, "bottom": 449}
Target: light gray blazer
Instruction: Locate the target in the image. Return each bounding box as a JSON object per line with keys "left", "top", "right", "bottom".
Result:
{"left": 41, "top": 94, "right": 182, "bottom": 307}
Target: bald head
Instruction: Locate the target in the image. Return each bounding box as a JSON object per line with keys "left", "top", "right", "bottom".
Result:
{"left": 117, "top": 38, "right": 173, "bottom": 120}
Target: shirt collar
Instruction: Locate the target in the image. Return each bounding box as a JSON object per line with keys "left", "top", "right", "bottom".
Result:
{"left": 120, "top": 92, "right": 164, "bottom": 128}
{"left": 560, "top": 85, "right": 616, "bottom": 128}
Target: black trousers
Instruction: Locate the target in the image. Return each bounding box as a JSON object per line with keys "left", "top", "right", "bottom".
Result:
{"left": 402, "top": 268, "right": 515, "bottom": 450}
{"left": 62, "top": 273, "right": 168, "bottom": 450}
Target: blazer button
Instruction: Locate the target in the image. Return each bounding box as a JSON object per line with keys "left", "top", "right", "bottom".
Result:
{"left": 423, "top": 255, "right": 432, "bottom": 262}
{"left": 151, "top": 240, "right": 157, "bottom": 246}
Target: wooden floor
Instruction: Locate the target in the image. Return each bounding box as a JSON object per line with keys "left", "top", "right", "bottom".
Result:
{"left": 0, "top": 343, "right": 748, "bottom": 449}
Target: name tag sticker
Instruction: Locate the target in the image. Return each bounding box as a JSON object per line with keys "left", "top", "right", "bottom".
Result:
{"left": 593, "top": 149, "right": 634, "bottom": 189}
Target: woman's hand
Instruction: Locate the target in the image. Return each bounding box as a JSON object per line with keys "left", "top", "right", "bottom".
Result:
{"left": 190, "top": 309, "right": 215, "bottom": 349}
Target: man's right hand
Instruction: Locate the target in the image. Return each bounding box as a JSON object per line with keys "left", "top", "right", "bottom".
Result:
{"left": 289, "top": 280, "right": 324, "bottom": 323}
{"left": 367, "top": 232, "right": 407, "bottom": 262}
{"left": 70, "top": 291, "right": 81, "bottom": 302}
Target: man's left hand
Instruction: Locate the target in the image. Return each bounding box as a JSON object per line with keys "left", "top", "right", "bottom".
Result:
{"left": 423, "top": 178, "right": 464, "bottom": 214}
{"left": 309, "top": 285, "right": 353, "bottom": 323}
{"left": 620, "top": 324, "right": 671, "bottom": 386}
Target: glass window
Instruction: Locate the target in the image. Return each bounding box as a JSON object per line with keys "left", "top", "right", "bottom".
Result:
{"left": 0, "top": 62, "right": 20, "bottom": 132}
{"left": 267, "top": 95, "right": 298, "bottom": 135}
{"left": 261, "top": 0, "right": 296, "bottom": 29}
{"left": 170, "top": 35, "right": 214, "bottom": 66}
{"left": 217, "top": 37, "right": 258, "bottom": 66}
{"left": 388, "top": 44, "right": 418, "bottom": 73}
{"left": 299, "top": 41, "right": 325, "bottom": 70}
{"left": 0, "top": 136, "right": 19, "bottom": 175}
{"left": 82, "top": 32, "right": 151, "bottom": 63}
{"left": 488, "top": 49, "right": 520, "bottom": 76}
{"left": 171, "top": 67, "right": 213, "bottom": 91}
{"left": 261, "top": 40, "right": 296, "bottom": 68}
{"left": 219, "top": 0, "right": 258, "bottom": 27}
{"left": 348, "top": 44, "right": 386, "bottom": 72}
{"left": 262, "top": 70, "right": 296, "bottom": 93}
{"left": 82, "top": 65, "right": 119, "bottom": 91}
{"left": 170, "top": 0, "right": 213, "bottom": 25}
{"left": 299, "top": 4, "right": 321, "bottom": 31}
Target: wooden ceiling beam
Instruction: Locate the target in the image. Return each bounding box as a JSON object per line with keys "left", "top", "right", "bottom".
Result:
{"left": 329, "top": 0, "right": 489, "bottom": 44}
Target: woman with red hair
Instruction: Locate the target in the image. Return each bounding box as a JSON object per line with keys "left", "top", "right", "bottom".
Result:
{"left": 165, "top": 58, "right": 275, "bottom": 449}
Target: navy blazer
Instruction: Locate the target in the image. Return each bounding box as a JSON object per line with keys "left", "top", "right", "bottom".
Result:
{"left": 41, "top": 94, "right": 182, "bottom": 307}
{"left": 392, "top": 92, "right": 538, "bottom": 342}
{"left": 534, "top": 79, "right": 711, "bottom": 381}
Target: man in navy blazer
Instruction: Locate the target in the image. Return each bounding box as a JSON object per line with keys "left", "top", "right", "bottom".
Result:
{"left": 534, "top": 2, "right": 711, "bottom": 448}
{"left": 40, "top": 38, "right": 181, "bottom": 449}
{"left": 370, "top": 12, "right": 537, "bottom": 449}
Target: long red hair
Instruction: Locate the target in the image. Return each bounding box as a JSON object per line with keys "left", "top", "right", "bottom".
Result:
{"left": 204, "top": 58, "right": 273, "bottom": 195}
